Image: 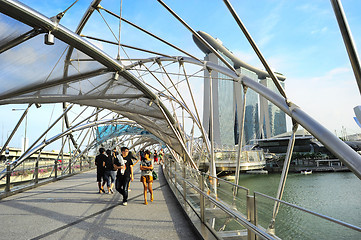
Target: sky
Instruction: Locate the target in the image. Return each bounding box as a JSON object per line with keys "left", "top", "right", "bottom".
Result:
{"left": 1, "top": 0, "right": 361, "bottom": 149}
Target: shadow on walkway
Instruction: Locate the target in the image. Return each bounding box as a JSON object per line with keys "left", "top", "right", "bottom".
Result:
{"left": 0, "top": 165, "right": 199, "bottom": 240}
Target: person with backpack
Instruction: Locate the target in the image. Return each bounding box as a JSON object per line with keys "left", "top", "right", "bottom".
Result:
{"left": 103, "top": 149, "right": 117, "bottom": 194}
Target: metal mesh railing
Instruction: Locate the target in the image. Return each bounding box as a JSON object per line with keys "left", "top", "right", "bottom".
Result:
{"left": 0, "top": 156, "right": 94, "bottom": 196}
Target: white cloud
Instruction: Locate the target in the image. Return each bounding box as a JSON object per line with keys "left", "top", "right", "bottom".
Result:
{"left": 0, "top": 21, "right": 11, "bottom": 35}
{"left": 88, "top": 39, "right": 104, "bottom": 51}
{"left": 287, "top": 67, "right": 360, "bottom": 135}
{"left": 2, "top": 45, "right": 39, "bottom": 65}
{"left": 311, "top": 26, "right": 328, "bottom": 35}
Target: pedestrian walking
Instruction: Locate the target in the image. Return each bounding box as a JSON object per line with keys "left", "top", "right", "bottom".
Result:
{"left": 153, "top": 149, "right": 158, "bottom": 164}
{"left": 114, "top": 147, "right": 134, "bottom": 205}
{"left": 95, "top": 147, "right": 107, "bottom": 193}
{"left": 159, "top": 149, "right": 164, "bottom": 165}
{"left": 140, "top": 149, "right": 154, "bottom": 205}
{"left": 127, "top": 151, "right": 138, "bottom": 192}
{"left": 104, "top": 149, "right": 117, "bottom": 194}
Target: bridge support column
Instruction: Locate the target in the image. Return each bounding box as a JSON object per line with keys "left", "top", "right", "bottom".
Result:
{"left": 5, "top": 164, "right": 11, "bottom": 192}
{"left": 200, "top": 173, "right": 205, "bottom": 223}
{"left": 34, "top": 160, "right": 39, "bottom": 184}
{"left": 183, "top": 155, "right": 187, "bottom": 210}
{"left": 34, "top": 152, "right": 41, "bottom": 184}
{"left": 174, "top": 160, "right": 177, "bottom": 189}
{"left": 54, "top": 160, "right": 58, "bottom": 179}
{"left": 68, "top": 159, "right": 72, "bottom": 174}
{"left": 267, "top": 122, "right": 299, "bottom": 235}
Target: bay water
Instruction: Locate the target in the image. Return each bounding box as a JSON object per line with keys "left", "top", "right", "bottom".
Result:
{"left": 219, "top": 172, "right": 361, "bottom": 239}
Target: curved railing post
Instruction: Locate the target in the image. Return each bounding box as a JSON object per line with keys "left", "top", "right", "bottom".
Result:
{"left": 5, "top": 163, "right": 11, "bottom": 192}
{"left": 267, "top": 123, "right": 299, "bottom": 235}
{"left": 54, "top": 159, "right": 58, "bottom": 179}
{"left": 247, "top": 194, "right": 256, "bottom": 240}
{"left": 200, "top": 172, "right": 205, "bottom": 223}
{"left": 234, "top": 84, "right": 248, "bottom": 197}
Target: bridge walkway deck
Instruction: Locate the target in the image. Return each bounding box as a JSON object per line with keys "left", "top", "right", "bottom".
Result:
{"left": 0, "top": 165, "right": 200, "bottom": 240}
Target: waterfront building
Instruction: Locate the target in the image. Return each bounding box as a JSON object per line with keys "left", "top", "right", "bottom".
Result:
{"left": 194, "top": 31, "right": 287, "bottom": 147}
{"left": 259, "top": 78, "right": 287, "bottom": 138}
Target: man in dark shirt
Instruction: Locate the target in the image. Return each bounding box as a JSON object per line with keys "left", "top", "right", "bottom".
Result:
{"left": 114, "top": 147, "right": 135, "bottom": 205}
{"left": 95, "top": 148, "right": 107, "bottom": 193}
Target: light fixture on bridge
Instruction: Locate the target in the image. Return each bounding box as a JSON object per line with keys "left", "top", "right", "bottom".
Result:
{"left": 44, "top": 31, "right": 55, "bottom": 45}
{"left": 148, "top": 100, "right": 153, "bottom": 107}
{"left": 112, "top": 72, "right": 120, "bottom": 81}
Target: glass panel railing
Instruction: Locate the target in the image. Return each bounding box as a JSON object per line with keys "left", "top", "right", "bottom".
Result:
{"left": 163, "top": 155, "right": 361, "bottom": 240}
{"left": 254, "top": 191, "right": 361, "bottom": 239}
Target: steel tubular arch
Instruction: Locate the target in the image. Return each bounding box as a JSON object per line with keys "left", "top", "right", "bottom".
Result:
{"left": 242, "top": 76, "right": 361, "bottom": 180}
{"left": 0, "top": 0, "right": 192, "bottom": 159}
{"left": 1, "top": 1, "right": 360, "bottom": 178}
{"left": 97, "top": 6, "right": 200, "bottom": 61}
{"left": 222, "top": 0, "right": 287, "bottom": 99}
{"left": 331, "top": 0, "right": 361, "bottom": 95}
{"left": 130, "top": 56, "right": 361, "bottom": 179}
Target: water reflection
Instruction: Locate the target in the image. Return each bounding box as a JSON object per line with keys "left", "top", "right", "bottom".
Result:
{"left": 219, "top": 172, "right": 361, "bottom": 239}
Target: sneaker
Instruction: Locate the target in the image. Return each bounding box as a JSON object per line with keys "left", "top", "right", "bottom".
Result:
{"left": 122, "top": 202, "right": 128, "bottom": 206}
{"left": 110, "top": 189, "right": 114, "bottom": 194}
{"left": 144, "top": 201, "right": 148, "bottom": 205}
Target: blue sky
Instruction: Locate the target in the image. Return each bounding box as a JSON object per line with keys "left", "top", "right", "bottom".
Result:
{"left": 1, "top": 0, "right": 361, "bottom": 149}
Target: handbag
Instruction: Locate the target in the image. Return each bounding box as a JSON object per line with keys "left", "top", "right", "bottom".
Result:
{"left": 152, "top": 170, "right": 158, "bottom": 180}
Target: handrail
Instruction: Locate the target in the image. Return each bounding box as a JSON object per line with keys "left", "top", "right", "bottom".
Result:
{"left": 165, "top": 157, "right": 361, "bottom": 239}
{"left": 204, "top": 172, "right": 250, "bottom": 194}
{"left": 0, "top": 156, "right": 94, "bottom": 198}
{"left": 185, "top": 176, "right": 276, "bottom": 240}
{"left": 254, "top": 191, "right": 361, "bottom": 233}
{"left": 167, "top": 161, "right": 274, "bottom": 239}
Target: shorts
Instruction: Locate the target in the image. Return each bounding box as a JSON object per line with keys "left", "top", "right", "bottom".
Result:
{"left": 140, "top": 175, "right": 153, "bottom": 183}
{"left": 104, "top": 170, "right": 116, "bottom": 187}
{"left": 97, "top": 171, "right": 104, "bottom": 182}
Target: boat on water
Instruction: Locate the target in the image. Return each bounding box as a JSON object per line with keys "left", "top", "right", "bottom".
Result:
{"left": 301, "top": 170, "right": 312, "bottom": 175}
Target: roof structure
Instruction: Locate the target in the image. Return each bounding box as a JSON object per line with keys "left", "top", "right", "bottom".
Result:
{"left": 0, "top": 0, "right": 360, "bottom": 180}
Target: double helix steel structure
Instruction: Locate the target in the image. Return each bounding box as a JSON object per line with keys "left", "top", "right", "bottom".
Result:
{"left": 0, "top": 0, "right": 360, "bottom": 239}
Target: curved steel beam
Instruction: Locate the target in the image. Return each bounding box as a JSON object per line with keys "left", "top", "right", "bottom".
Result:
{"left": 1, "top": 1, "right": 359, "bottom": 177}
{"left": 62, "top": 0, "right": 103, "bottom": 152}
{"left": 331, "top": 0, "right": 361, "bottom": 95}
{"left": 242, "top": 76, "right": 361, "bottom": 180}
{"left": 0, "top": 68, "right": 109, "bottom": 101}
{"left": 0, "top": 0, "right": 187, "bottom": 154}
{"left": 0, "top": 118, "right": 113, "bottom": 178}
{"left": 127, "top": 56, "right": 361, "bottom": 179}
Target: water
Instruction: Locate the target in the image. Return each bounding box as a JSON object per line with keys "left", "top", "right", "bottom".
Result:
{"left": 219, "top": 172, "right": 361, "bottom": 239}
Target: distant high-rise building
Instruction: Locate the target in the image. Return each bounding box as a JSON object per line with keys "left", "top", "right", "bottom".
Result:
{"left": 259, "top": 78, "right": 287, "bottom": 138}
{"left": 193, "top": 31, "right": 287, "bottom": 147}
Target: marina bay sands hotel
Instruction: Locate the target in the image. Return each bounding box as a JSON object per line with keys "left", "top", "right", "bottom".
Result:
{"left": 193, "top": 31, "right": 287, "bottom": 148}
